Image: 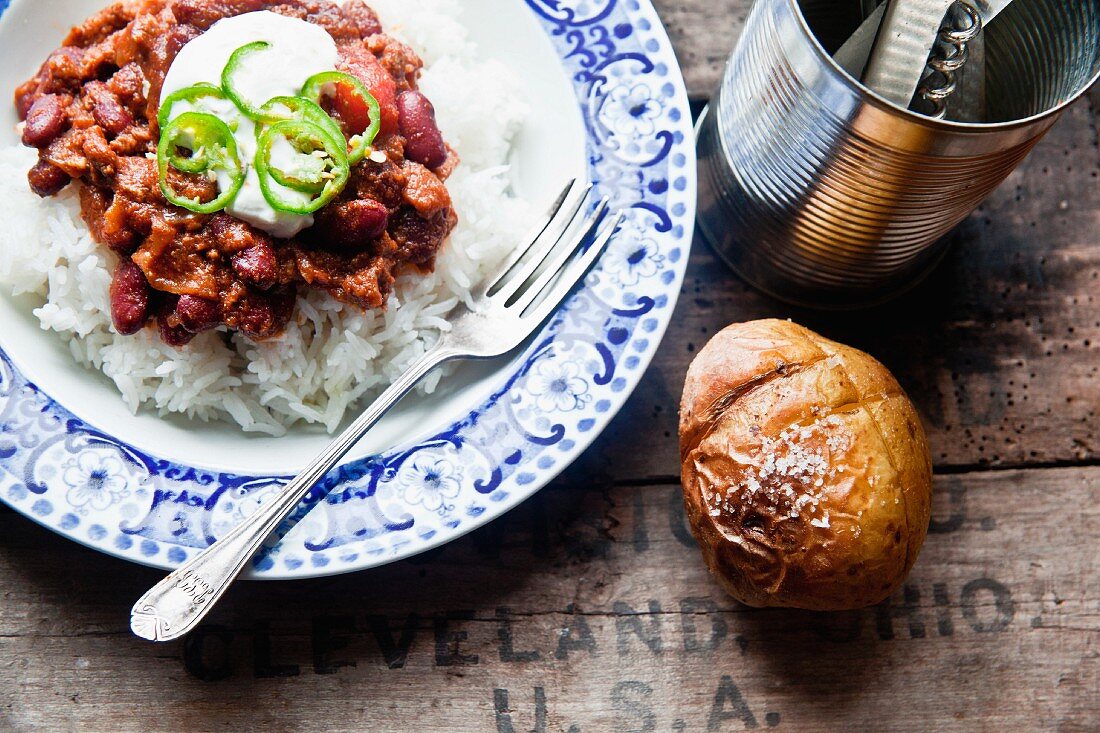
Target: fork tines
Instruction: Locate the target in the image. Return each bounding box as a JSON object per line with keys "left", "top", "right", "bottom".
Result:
{"left": 484, "top": 179, "right": 622, "bottom": 318}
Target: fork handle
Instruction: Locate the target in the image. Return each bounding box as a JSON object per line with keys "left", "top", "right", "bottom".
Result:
{"left": 130, "top": 345, "right": 455, "bottom": 641}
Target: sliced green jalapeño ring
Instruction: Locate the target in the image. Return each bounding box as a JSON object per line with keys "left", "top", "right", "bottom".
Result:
{"left": 222, "top": 41, "right": 275, "bottom": 120}
{"left": 157, "top": 111, "right": 244, "bottom": 214}
{"left": 157, "top": 82, "right": 229, "bottom": 132}
{"left": 300, "top": 71, "right": 380, "bottom": 165}
{"left": 256, "top": 119, "right": 350, "bottom": 213}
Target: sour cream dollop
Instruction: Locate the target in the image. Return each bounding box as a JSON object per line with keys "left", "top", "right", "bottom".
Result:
{"left": 160, "top": 11, "right": 339, "bottom": 238}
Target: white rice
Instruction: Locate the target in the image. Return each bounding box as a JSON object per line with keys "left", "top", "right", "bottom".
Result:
{"left": 0, "top": 0, "right": 532, "bottom": 436}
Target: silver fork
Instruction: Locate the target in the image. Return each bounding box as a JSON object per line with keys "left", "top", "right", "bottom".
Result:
{"left": 131, "top": 180, "right": 622, "bottom": 642}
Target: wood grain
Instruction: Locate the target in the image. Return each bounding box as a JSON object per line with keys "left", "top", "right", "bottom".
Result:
{"left": 651, "top": 0, "right": 751, "bottom": 97}
{"left": 0, "top": 468, "right": 1096, "bottom": 732}
{"left": 1, "top": 1, "right": 1098, "bottom": 731}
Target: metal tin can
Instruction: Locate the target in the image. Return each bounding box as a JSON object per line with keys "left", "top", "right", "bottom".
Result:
{"left": 697, "top": 0, "right": 1100, "bottom": 307}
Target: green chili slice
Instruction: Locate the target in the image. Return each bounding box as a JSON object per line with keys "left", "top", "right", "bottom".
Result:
{"left": 258, "top": 97, "right": 348, "bottom": 192}
{"left": 222, "top": 41, "right": 274, "bottom": 120}
{"left": 259, "top": 96, "right": 346, "bottom": 150}
{"left": 256, "top": 119, "right": 349, "bottom": 214}
{"left": 157, "top": 112, "right": 244, "bottom": 214}
{"left": 300, "top": 71, "right": 380, "bottom": 165}
{"left": 157, "top": 83, "right": 228, "bottom": 132}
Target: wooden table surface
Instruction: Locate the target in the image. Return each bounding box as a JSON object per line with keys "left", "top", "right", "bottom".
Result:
{"left": 2, "top": 2, "right": 1098, "bottom": 731}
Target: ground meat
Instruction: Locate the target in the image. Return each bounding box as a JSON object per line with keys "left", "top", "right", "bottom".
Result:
{"left": 223, "top": 286, "right": 296, "bottom": 339}
{"left": 350, "top": 153, "right": 406, "bottom": 209}
{"left": 80, "top": 185, "right": 137, "bottom": 252}
{"left": 390, "top": 206, "right": 458, "bottom": 266}
{"left": 402, "top": 161, "right": 451, "bottom": 216}
{"left": 16, "top": 0, "right": 456, "bottom": 345}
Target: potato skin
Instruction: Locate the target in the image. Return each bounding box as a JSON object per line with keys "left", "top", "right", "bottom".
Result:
{"left": 679, "top": 319, "right": 932, "bottom": 611}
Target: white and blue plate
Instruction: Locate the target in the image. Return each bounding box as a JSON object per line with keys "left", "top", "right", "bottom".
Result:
{"left": 0, "top": 0, "right": 696, "bottom": 577}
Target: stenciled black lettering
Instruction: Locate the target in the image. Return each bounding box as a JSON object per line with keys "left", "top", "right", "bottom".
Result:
{"left": 367, "top": 613, "right": 419, "bottom": 669}
{"left": 611, "top": 680, "right": 656, "bottom": 733}
{"left": 961, "top": 578, "right": 1015, "bottom": 633}
{"left": 680, "top": 597, "right": 728, "bottom": 652}
{"left": 252, "top": 620, "right": 300, "bottom": 678}
{"left": 497, "top": 607, "right": 541, "bottom": 663}
{"left": 933, "top": 583, "right": 954, "bottom": 636}
{"left": 534, "top": 687, "right": 548, "bottom": 733}
{"left": 614, "top": 601, "right": 663, "bottom": 656}
{"left": 183, "top": 624, "right": 235, "bottom": 682}
{"left": 555, "top": 604, "right": 597, "bottom": 660}
{"left": 929, "top": 479, "right": 966, "bottom": 534}
{"left": 495, "top": 688, "right": 516, "bottom": 733}
{"left": 493, "top": 686, "right": 548, "bottom": 733}
{"left": 875, "top": 585, "right": 926, "bottom": 640}
{"left": 312, "top": 616, "right": 357, "bottom": 674}
{"left": 707, "top": 675, "right": 759, "bottom": 731}
{"left": 434, "top": 610, "right": 479, "bottom": 667}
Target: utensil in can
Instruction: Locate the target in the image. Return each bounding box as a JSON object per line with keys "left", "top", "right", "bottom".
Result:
{"left": 696, "top": 0, "right": 1100, "bottom": 308}
{"left": 841, "top": 0, "right": 1019, "bottom": 119}
{"left": 862, "top": 0, "right": 958, "bottom": 108}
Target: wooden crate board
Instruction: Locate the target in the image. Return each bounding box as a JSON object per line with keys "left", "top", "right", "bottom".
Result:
{"left": 0, "top": 468, "right": 1096, "bottom": 732}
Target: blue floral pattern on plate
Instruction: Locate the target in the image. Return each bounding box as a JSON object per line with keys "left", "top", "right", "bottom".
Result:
{"left": 0, "top": 0, "right": 696, "bottom": 578}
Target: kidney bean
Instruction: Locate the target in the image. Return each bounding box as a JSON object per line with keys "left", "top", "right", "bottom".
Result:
{"left": 231, "top": 241, "right": 278, "bottom": 290}
{"left": 15, "top": 81, "right": 39, "bottom": 121}
{"left": 397, "top": 91, "right": 447, "bottom": 170}
{"left": 175, "top": 295, "right": 221, "bottom": 334}
{"left": 87, "top": 83, "right": 133, "bottom": 137}
{"left": 155, "top": 295, "right": 195, "bottom": 348}
{"left": 316, "top": 199, "right": 389, "bottom": 248}
{"left": 43, "top": 47, "right": 84, "bottom": 90}
{"left": 110, "top": 259, "right": 150, "bottom": 336}
{"left": 27, "top": 159, "right": 70, "bottom": 197}
{"left": 164, "top": 24, "right": 202, "bottom": 63}
{"left": 158, "top": 315, "right": 195, "bottom": 347}
{"left": 21, "top": 95, "right": 67, "bottom": 148}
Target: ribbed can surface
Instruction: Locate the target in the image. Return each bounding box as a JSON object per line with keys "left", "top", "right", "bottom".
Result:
{"left": 697, "top": 0, "right": 1100, "bottom": 307}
